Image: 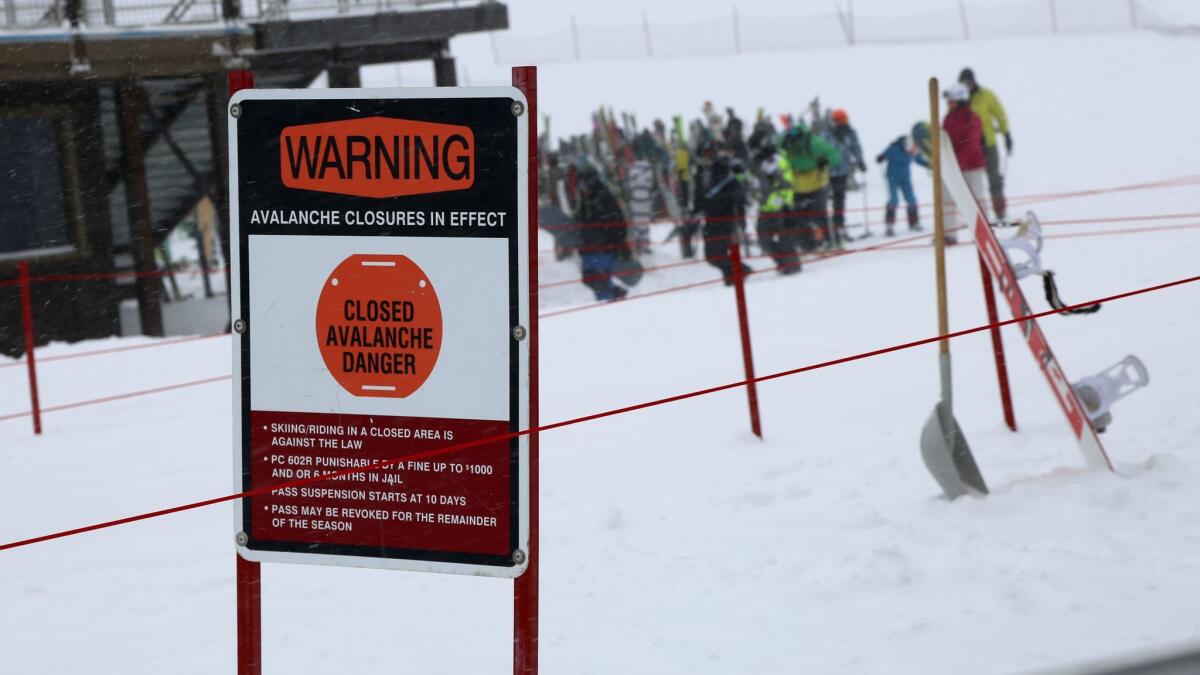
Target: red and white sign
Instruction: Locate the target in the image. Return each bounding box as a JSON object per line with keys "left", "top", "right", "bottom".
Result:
{"left": 230, "top": 87, "right": 530, "bottom": 576}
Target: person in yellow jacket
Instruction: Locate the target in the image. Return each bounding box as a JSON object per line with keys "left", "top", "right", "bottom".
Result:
{"left": 755, "top": 146, "right": 802, "bottom": 274}
{"left": 959, "top": 67, "right": 1012, "bottom": 220}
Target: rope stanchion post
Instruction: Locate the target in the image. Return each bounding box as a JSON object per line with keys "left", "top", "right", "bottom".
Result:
{"left": 978, "top": 253, "right": 1017, "bottom": 431}
{"left": 730, "top": 242, "right": 763, "bottom": 439}
{"left": 19, "top": 261, "right": 42, "bottom": 435}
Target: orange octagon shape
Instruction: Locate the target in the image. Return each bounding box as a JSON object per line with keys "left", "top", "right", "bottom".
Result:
{"left": 315, "top": 254, "right": 443, "bottom": 398}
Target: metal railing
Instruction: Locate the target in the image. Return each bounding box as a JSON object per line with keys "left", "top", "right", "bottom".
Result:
{"left": 0, "top": 0, "right": 486, "bottom": 30}
{"left": 489, "top": 0, "right": 1194, "bottom": 65}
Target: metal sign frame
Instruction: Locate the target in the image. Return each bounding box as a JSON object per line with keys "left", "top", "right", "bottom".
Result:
{"left": 229, "top": 86, "right": 531, "bottom": 577}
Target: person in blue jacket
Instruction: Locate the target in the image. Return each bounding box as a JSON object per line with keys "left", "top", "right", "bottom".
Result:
{"left": 875, "top": 130, "right": 930, "bottom": 236}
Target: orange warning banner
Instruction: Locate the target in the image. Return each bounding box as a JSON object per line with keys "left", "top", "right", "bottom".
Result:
{"left": 280, "top": 117, "right": 475, "bottom": 198}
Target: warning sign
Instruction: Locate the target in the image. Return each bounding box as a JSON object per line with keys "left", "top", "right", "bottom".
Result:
{"left": 315, "top": 254, "right": 443, "bottom": 398}
{"left": 229, "top": 87, "right": 530, "bottom": 577}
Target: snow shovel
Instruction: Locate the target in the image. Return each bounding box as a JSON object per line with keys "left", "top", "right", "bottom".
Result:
{"left": 920, "top": 77, "right": 988, "bottom": 500}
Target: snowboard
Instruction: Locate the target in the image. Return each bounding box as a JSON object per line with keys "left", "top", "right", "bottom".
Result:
{"left": 625, "top": 160, "right": 655, "bottom": 254}
{"left": 654, "top": 164, "right": 685, "bottom": 225}
{"left": 938, "top": 129, "right": 1112, "bottom": 471}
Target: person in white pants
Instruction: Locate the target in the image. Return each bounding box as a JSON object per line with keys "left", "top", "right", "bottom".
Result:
{"left": 941, "top": 83, "right": 989, "bottom": 244}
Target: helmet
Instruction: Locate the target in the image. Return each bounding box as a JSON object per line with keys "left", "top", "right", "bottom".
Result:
{"left": 576, "top": 163, "right": 601, "bottom": 186}
{"left": 943, "top": 84, "right": 970, "bottom": 103}
{"left": 831, "top": 108, "right": 849, "bottom": 125}
{"left": 781, "top": 123, "right": 808, "bottom": 152}
{"left": 958, "top": 67, "right": 976, "bottom": 85}
{"left": 911, "top": 121, "right": 931, "bottom": 152}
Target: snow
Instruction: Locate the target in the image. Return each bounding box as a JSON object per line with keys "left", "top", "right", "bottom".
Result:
{"left": 5, "top": 28, "right": 1200, "bottom": 675}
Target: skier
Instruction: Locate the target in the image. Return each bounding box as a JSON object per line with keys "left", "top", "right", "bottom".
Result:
{"left": 746, "top": 109, "right": 777, "bottom": 161}
{"left": 693, "top": 140, "right": 752, "bottom": 285}
{"left": 702, "top": 101, "right": 724, "bottom": 142}
{"left": 959, "top": 67, "right": 1011, "bottom": 221}
{"left": 539, "top": 151, "right": 580, "bottom": 259}
{"left": 671, "top": 117, "right": 701, "bottom": 258}
{"left": 755, "top": 145, "right": 802, "bottom": 274}
{"left": 942, "top": 83, "right": 988, "bottom": 244}
{"left": 821, "top": 108, "right": 867, "bottom": 242}
{"left": 780, "top": 122, "right": 840, "bottom": 252}
{"left": 626, "top": 131, "right": 657, "bottom": 254}
{"left": 875, "top": 130, "right": 930, "bottom": 236}
{"left": 575, "top": 163, "right": 630, "bottom": 301}
{"left": 725, "top": 107, "right": 749, "bottom": 162}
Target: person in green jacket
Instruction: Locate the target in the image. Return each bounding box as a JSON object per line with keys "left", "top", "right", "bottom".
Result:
{"left": 960, "top": 67, "right": 1012, "bottom": 220}
{"left": 781, "top": 122, "right": 841, "bottom": 250}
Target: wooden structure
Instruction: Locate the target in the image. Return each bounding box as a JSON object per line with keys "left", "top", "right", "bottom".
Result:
{"left": 0, "top": 0, "right": 507, "bottom": 355}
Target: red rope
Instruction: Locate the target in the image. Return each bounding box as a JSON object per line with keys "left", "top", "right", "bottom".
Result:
{"left": 4, "top": 270, "right": 1197, "bottom": 553}
{"left": 0, "top": 375, "right": 231, "bottom": 423}
{"left": 0, "top": 333, "right": 228, "bottom": 370}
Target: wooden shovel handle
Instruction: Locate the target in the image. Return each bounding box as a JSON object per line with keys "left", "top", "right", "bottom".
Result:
{"left": 930, "top": 77, "right": 949, "bottom": 354}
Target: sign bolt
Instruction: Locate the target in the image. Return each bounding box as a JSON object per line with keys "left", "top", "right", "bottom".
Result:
{"left": 230, "top": 103, "right": 242, "bottom": 118}
{"left": 512, "top": 549, "right": 527, "bottom": 565}
{"left": 233, "top": 318, "right": 247, "bottom": 334}
{"left": 512, "top": 325, "right": 527, "bottom": 341}
{"left": 236, "top": 531, "right": 249, "bottom": 546}
{"left": 511, "top": 101, "right": 525, "bottom": 117}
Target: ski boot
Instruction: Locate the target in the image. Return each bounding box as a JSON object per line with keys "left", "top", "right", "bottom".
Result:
{"left": 992, "top": 195, "right": 1007, "bottom": 223}
{"left": 907, "top": 205, "right": 922, "bottom": 232}
{"left": 721, "top": 263, "right": 755, "bottom": 286}
{"left": 680, "top": 235, "right": 695, "bottom": 259}
{"left": 884, "top": 205, "right": 896, "bottom": 237}
{"left": 778, "top": 258, "right": 802, "bottom": 276}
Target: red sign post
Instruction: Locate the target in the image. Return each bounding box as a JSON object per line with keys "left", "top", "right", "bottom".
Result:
{"left": 228, "top": 68, "right": 261, "bottom": 675}
{"left": 512, "top": 64, "right": 539, "bottom": 675}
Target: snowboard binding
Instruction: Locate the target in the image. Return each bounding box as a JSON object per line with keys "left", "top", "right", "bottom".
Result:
{"left": 1072, "top": 355, "right": 1150, "bottom": 433}
{"left": 997, "top": 211, "right": 1101, "bottom": 315}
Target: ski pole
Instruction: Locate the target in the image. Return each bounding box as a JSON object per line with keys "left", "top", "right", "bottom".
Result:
{"left": 861, "top": 172, "right": 870, "bottom": 237}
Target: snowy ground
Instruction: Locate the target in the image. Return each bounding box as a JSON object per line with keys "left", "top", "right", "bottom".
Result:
{"left": 3, "top": 30, "right": 1200, "bottom": 675}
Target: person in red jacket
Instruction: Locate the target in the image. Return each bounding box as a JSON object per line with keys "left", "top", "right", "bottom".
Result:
{"left": 941, "top": 83, "right": 988, "bottom": 243}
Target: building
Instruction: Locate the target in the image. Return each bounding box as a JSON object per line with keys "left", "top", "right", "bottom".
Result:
{"left": 0, "top": 0, "right": 507, "bottom": 355}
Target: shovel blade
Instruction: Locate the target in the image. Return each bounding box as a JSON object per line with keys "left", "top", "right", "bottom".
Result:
{"left": 920, "top": 401, "right": 989, "bottom": 499}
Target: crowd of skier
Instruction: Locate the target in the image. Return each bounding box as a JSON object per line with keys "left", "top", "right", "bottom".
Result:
{"left": 539, "top": 68, "right": 1011, "bottom": 302}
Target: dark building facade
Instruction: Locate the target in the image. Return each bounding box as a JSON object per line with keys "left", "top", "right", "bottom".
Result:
{"left": 0, "top": 0, "right": 508, "bottom": 355}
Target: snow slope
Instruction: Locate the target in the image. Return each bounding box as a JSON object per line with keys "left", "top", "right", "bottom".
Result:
{"left": 4, "top": 30, "right": 1200, "bottom": 675}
